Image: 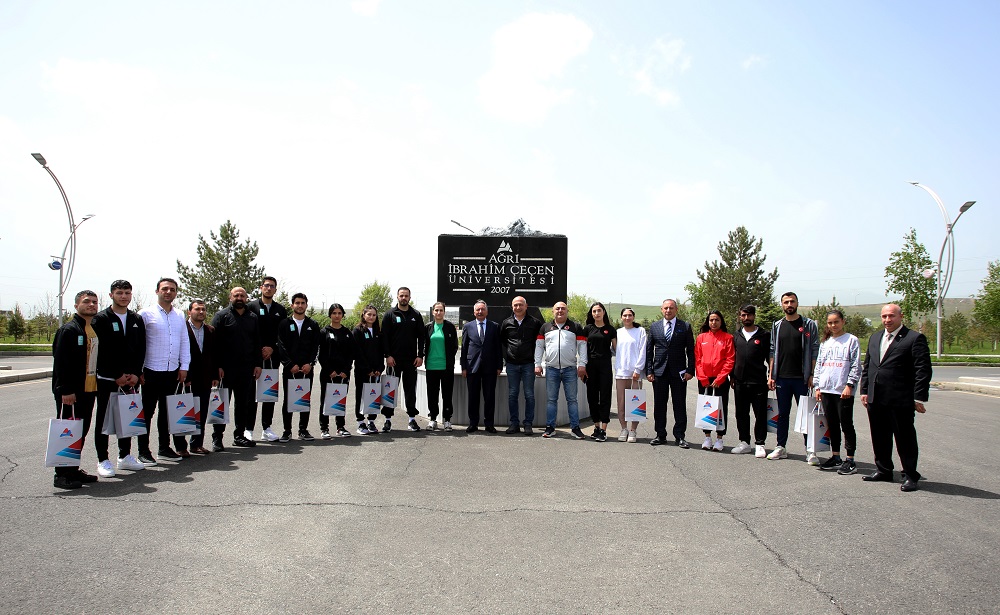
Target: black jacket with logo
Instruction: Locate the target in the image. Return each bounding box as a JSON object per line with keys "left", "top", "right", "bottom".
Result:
{"left": 91, "top": 307, "right": 146, "bottom": 381}
{"left": 500, "top": 314, "right": 542, "bottom": 365}
{"left": 381, "top": 305, "right": 427, "bottom": 363}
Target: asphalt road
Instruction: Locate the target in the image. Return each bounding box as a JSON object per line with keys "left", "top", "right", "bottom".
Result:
{"left": 1, "top": 379, "right": 998, "bottom": 614}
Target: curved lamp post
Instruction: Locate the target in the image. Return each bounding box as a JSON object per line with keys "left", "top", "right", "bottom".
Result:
{"left": 450, "top": 219, "right": 475, "bottom": 234}
{"left": 32, "top": 153, "right": 93, "bottom": 326}
{"left": 909, "top": 182, "right": 975, "bottom": 358}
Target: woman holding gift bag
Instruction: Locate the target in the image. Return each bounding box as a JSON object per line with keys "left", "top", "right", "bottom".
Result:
{"left": 353, "top": 305, "right": 385, "bottom": 435}
{"left": 318, "top": 304, "right": 357, "bottom": 439}
{"left": 424, "top": 302, "right": 459, "bottom": 431}
{"left": 695, "top": 310, "right": 735, "bottom": 452}
{"left": 812, "top": 309, "right": 862, "bottom": 474}
{"left": 614, "top": 307, "right": 646, "bottom": 443}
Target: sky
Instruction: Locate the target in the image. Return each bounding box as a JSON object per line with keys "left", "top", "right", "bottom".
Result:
{"left": 2, "top": 1, "right": 997, "bottom": 316}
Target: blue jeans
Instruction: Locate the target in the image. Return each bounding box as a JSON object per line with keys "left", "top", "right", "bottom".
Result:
{"left": 775, "top": 377, "right": 808, "bottom": 447}
{"left": 545, "top": 366, "right": 579, "bottom": 428}
{"left": 506, "top": 363, "right": 536, "bottom": 426}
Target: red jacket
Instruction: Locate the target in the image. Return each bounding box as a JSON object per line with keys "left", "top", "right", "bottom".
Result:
{"left": 695, "top": 330, "right": 735, "bottom": 386}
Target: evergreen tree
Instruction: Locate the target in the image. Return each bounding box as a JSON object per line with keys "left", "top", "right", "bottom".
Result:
{"left": 973, "top": 260, "right": 1000, "bottom": 345}
{"left": 7, "top": 304, "right": 26, "bottom": 342}
{"left": 176, "top": 220, "right": 268, "bottom": 314}
{"left": 884, "top": 228, "right": 936, "bottom": 320}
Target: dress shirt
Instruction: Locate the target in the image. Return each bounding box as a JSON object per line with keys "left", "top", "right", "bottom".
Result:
{"left": 141, "top": 304, "right": 191, "bottom": 371}
{"left": 190, "top": 320, "right": 205, "bottom": 352}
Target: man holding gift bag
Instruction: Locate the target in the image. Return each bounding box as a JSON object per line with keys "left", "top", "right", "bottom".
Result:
{"left": 91, "top": 279, "right": 147, "bottom": 477}
{"left": 247, "top": 276, "right": 287, "bottom": 443}
{"left": 51, "top": 290, "right": 101, "bottom": 489}
{"left": 211, "top": 287, "right": 262, "bottom": 450}
{"left": 766, "top": 292, "right": 819, "bottom": 460}
{"left": 381, "top": 287, "right": 427, "bottom": 432}
{"left": 277, "top": 293, "right": 321, "bottom": 442}
{"left": 731, "top": 305, "right": 772, "bottom": 458}
{"left": 185, "top": 299, "right": 218, "bottom": 454}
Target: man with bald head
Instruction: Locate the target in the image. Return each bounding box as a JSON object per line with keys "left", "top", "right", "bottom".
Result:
{"left": 210, "top": 287, "right": 262, "bottom": 450}
{"left": 645, "top": 299, "right": 696, "bottom": 447}
{"left": 534, "top": 301, "right": 588, "bottom": 439}
{"left": 500, "top": 295, "right": 542, "bottom": 434}
{"left": 860, "top": 303, "right": 931, "bottom": 492}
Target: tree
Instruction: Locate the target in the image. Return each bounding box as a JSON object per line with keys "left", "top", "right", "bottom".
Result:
{"left": 942, "top": 310, "right": 969, "bottom": 349}
{"left": 884, "top": 228, "right": 935, "bottom": 321}
{"left": 685, "top": 226, "right": 779, "bottom": 325}
{"left": 6, "top": 304, "right": 26, "bottom": 342}
{"left": 345, "top": 280, "right": 393, "bottom": 330}
{"left": 807, "top": 295, "right": 872, "bottom": 340}
{"left": 973, "top": 260, "right": 1000, "bottom": 343}
{"left": 567, "top": 292, "right": 598, "bottom": 325}
{"left": 176, "top": 220, "right": 268, "bottom": 314}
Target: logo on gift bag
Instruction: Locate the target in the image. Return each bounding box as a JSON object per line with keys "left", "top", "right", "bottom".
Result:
{"left": 294, "top": 384, "right": 304, "bottom": 392}
{"left": 293, "top": 391, "right": 311, "bottom": 408}
{"left": 59, "top": 428, "right": 74, "bottom": 438}
{"left": 128, "top": 400, "right": 139, "bottom": 410}
{"left": 178, "top": 407, "right": 199, "bottom": 426}
{"left": 702, "top": 400, "right": 723, "bottom": 428}
{"left": 382, "top": 383, "right": 396, "bottom": 406}
{"left": 263, "top": 374, "right": 273, "bottom": 382}
{"left": 263, "top": 382, "right": 279, "bottom": 398}
{"left": 210, "top": 403, "right": 225, "bottom": 420}
{"left": 766, "top": 401, "right": 779, "bottom": 431}
{"left": 129, "top": 410, "right": 146, "bottom": 428}
{"left": 57, "top": 438, "right": 83, "bottom": 460}
{"left": 818, "top": 418, "right": 831, "bottom": 446}
{"left": 175, "top": 400, "right": 187, "bottom": 410}
{"left": 329, "top": 387, "right": 347, "bottom": 413}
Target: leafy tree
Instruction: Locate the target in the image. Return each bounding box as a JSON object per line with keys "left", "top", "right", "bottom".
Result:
{"left": 807, "top": 295, "right": 872, "bottom": 339}
{"left": 567, "top": 292, "right": 598, "bottom": 325}
{"left": 973, "top": 260, "right": 1000, "bottom": 342}
{"left": 345, "top": 280, "right": 393, "bottom": 330}
{"left": 942, "top": 310, "right": 969, "bottom": 348}
{"left": 0, "top": 314, "right": 7, "bottom": 339}
{"left": 176, "top": 220, "right": 268, "bottom": 314}
{"left": 685, "top": 226, "right": 779, "bottom": 326}
{"left": 6, "top": 304, "right": 26, "bottom": 342}
{"left": 884, "top": 228, "right": 936, "bottom": 320}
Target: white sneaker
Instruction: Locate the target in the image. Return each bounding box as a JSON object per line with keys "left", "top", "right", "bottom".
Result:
{"left": 807, "top": 452, "right": 820, "bottom": 466}
{"left": 117, "top": 455, "right": 146, "bottom": 471}
{"left": 427, "top": 420, "right": 438, "bottom": 431}
{"left": 712, "top": 438, "right": 724, "bottom": 452}
{"left": 701, "top": 436, "right": 713, "bottom": 450}
{"left": 443, "top": 421, "right": 453, "bottom": 431}
{"left": 261, "top": 427, "right": 280, "bottom": 442}
{"left": 244, "top": 429, "right": 254, "bottom": 441}
{"left": 731, "top": 441, "right": 753, "bottom": 454}
{"left": 96, "top": 459, "right": 116, "bottom": 478}
{"left": 767, "top": 446, "right": 788, "bottom": 460}
{"left": 618, "top": 428, "right": 629, "bottom": 442}
{"left": 627, "top": 431, "right": 637, "bottom": 443}
{"left": 755, "top": 445, "right": 767, "bottom": 458}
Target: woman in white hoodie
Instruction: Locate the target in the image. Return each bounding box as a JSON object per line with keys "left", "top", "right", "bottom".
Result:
{"left": 811, "top": 309, "right": 861, "bottom": 475}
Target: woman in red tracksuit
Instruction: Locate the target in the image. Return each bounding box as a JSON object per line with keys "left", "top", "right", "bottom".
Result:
{"left": 695, "top": 310, "right": 735, "bottom": 452}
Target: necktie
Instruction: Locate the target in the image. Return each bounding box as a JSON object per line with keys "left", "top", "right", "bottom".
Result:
{"left": 479, "top": 321, "right": 485, "bottom": 340}
{"left": 664, "top": 321, "right": 673, "bottom": 345}
{"left": 880, "top": 332, "right": 893, "bottom": 360}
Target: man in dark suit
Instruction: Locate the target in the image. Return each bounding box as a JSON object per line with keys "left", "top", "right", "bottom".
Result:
{"left": 185, "top": 299, "right": 218, "bottom": 455}
{"left": 461, "top": 300, "right": 503, "bottom": 433}
{"left": 645, "top": 299, "right": 696, "bottom": 447}
{"left": 860, "top": 303, "right": 932, "bottom": 492}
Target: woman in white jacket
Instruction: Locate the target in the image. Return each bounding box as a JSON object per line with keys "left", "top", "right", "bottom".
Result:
{"left": 812, "top": 309, "right": 861, "bottom": 475}
{"left": 614, "top": 308, "right": 647, "bottom": 443}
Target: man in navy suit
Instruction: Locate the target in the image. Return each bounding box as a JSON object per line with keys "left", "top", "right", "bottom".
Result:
{"left": 645, "top": 299, "right": 696, "bottom": 447}
{"left": 860, "top": 303, "right": 931, "bottom": 492}
{"left": 461, "top": 300, "right": 503, "bottom": 433}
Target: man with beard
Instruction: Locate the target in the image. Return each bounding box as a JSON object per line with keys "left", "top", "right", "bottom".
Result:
{"left": 276, "top": 293, "right": 321, "bottom": 442}
{"left": 499, "top": 295, "right": 542, "bottom": 435}
{"left": 380, "top": 287, "right": 427, "bottom": 432}
{"left": 767, "top": 291, "right": 820, "bottom": 460}
{"left": 51, "top": 290, "right": 101, "bottom": 489}
{"left": 91, "top": 279, "right": 147, "bottom": 476}
{"left": 185, "top": 299, "right": 218, "bottom": 454}
{"left": 247, "top": 276, "right": 287, "bottom": 442}
{"left": 730, "top": 305, "right": 771, "bottom": 458}
{"left": 211, "top": 287, "right": 262, "bottom": 450}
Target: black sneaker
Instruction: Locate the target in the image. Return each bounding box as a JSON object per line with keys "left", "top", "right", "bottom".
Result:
{"left": 542, "top": 425, "right": 555, "bottom": 438}
{"left": 336, "top": 428, "right": 352, "bottom": 438}
{"left": 382, "top": 420, "right": 392, "bottom": 433}
{"left": 367, "top": 421, "right": 379, "bottom": 434}
{"left": 212, "top": 439, "right": 225, "bottom": 453}
{"left": 158, "top": 448, "right": 181, "bottom": 459}
{"left": 571, "top": 427, "right": 586, "bottom": 440}
{"left": 589, "top": 428, "right": 601, "bottom": 440}
{"left": 299, "top": 430, "right": 315, "bottom": 441}
{"left": 505, "top": 424, "right": 520, "bottom": 434}
{"left": 595, "top": 429, "right": 607, "bottom": 442}
{"left": 837, "top": 459, "right": 858, "bottom": 475}
{"left": 820, "top": 456, "right": 843, "bottom": 471}
{"left": 54, "top": 475, "right": 83, "bottom": 490}
{"left": 73, "top": 468, "right": 99, "bottom": 483}
{"left": 407, "top": 419, "right": 421, "bottom": 432}
{"left": 233, "top": 436, "right": 255, "bottom": 448}
{"left": 278, "top": 432, "right": 291, "bottom": 443}
{"left": 138, "top": 453, "right": 157, "bottom": 466}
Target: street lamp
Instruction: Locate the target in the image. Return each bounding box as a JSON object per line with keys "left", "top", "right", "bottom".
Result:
{"left": 450, "top": 220, "right": 475, "bottom": 234}
{"left": 909, "top": 181, "right": 976, "bottom": 358}
{"left": 32, "top": 153, "right": 91, "bottom": 326}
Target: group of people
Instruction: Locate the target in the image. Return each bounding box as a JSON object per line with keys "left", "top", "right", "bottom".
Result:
{"left": 50, "top": 280, "right": 932, "bottom": 494}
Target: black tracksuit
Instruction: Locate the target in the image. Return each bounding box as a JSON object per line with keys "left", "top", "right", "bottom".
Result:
{"left": 248, "top": 298, "right": 287, "bottom": 431}
{"left": 353, "top": 325, "right": 385, "bottom": 419}
{"left": 732, "top": 326, "right": 772, "bottom": 446}
{"left": 316, "top": 325, "right": 356, "bottom": 429}
{"left": 210, "top": 305, "right": 261, "bottom": 440}
{"left": 91, "top": 308, "right": 146, "bottom": 461}
{"left": 51, "top": 314, "right": 97, "bottom": 478}
{"left": 380, "top": 305, "right": 427, "bottom": 418}
{"left": 277, "top": 315, "right": 321, "bottom": 434}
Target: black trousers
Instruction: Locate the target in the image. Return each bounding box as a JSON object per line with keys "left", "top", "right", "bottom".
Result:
{"left": 353, "top": 374, "right": 384, "bottom": 421}
{"left": 732, "top": 380, "right": 769, "bottom": 445}
{"left": 224, "top": 369, "right": 256, "bottom": 439}
{"left": 141, "top": 369, "right": 187, "bottom": 454}
{"left": 319, "top": 374, "right": 351, "bottom": 431}
{"left": 188, "top": 384, "right": 212, "bottom": 449}
{"left": 820, "top": 393, "right": 857, "bottom": 456}
{"left": 698, "top": 380, "right": 731, "bottom": 436}
{"left": 398, "top": 364, "right": 419, "bottom": 418}
{"left": 466, "top": 370, "right": 497, "bottom": 427}
{"left": 281, "top": 372, "right": 313, "bottom": 433}
{"left": 94, "top": 380, "right": 135, "bottom": 461}
{"left": 867, "top": 401, "right": 919, "bottom": 479}
{"left": 652, "top": 374, "right": 688, "bottom": 440}
{"left": 53, "top": 392, "right": 96, "bottom": 477}
{"left": 425, "top": 369, "right": 454, "bottom": 421}
{"left": 586, "top": 361, "right": 614, "bottom": 424}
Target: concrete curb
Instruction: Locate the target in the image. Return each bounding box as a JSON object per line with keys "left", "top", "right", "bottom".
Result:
{"left": 933, "top": 381, "right": 1000, "bottom": 397}
{"left": 0, "top": 370, "right": 52, "bottom": 385}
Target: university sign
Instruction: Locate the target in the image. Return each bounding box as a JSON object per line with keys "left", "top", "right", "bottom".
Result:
{"left": 437, "top": 234, "right": 568, "bottom": 307}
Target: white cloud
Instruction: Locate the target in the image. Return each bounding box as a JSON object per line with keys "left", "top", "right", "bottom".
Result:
{"left": 650, "top": 180, "right": 713, "bottom": 214}
{"left": 351, "top": 0, "right": 381, "bottom": 17}
{"left": 741, "top": 54, "right": 765, "bottom": 70}
{"left": 478, "top": 12, "right": 593, "bottom": 123}
{"left": 633, "top": 37, "right": 690, "bottom": 105}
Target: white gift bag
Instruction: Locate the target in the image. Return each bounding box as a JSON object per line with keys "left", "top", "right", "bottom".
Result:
{"left": 362, "top": 378, "right": 382, "bottom": 414}
{"left": 766, "top": 397, "right": 779, "bottom": 433}
{"left": 167, "top": 384, "right": 199, "bottom": 435}
{"left": 807, "top": 409, "right": 832, "bottom": 453}
{"left": 322, "top": 380, "right": 349, "bottom": 416}
{"left": 206, "top": 384, "right": 230, "bottom": 425}
{"left": 287, "top": 377, "right": 312, "bottom": 412}
{"left": 115, "top": 389, "right": 147, "bottom": 438}
{"left": 45, "top": 405, "right": 85, "bottom": 468}
{"left": 624, "top": 387, "right": 647, "bottom": 423}
{"left": 379, "top": 369, "right": 399, "bottom": 409}
{"left": 256, "top": 362, "right": 280, "bottom": 403}
{"left": 694, "top": 390, "right": 724, "bottom": 431}
{"left": 793, "top": 393, "right": 816, "bottom": 435}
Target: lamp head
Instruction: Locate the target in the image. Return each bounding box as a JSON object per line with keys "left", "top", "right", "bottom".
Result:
{"left": 960, "top": 201, "right": 975, "bottom": 212}
{"left": 31, "top": 153, "right": 47, "bottom": 167}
